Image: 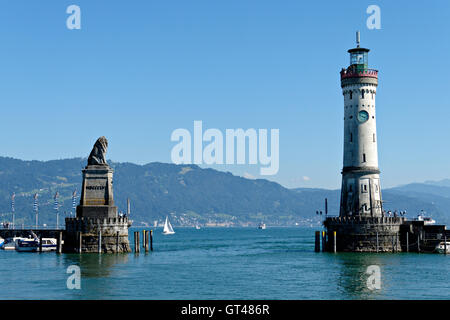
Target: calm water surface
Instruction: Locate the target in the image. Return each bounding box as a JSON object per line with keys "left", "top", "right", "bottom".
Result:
{"left": 0, "top": 227, "right": 449, "bottom": 299}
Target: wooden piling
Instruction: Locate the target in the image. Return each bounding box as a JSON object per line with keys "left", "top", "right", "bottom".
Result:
{"left": 376, "top": 232, "right": 379, "bottom": 253}
{"left": 315, "top": 231, "right": 320, "bottom": 252}
{"left": 136, "top": 231, "right": 140, "bottom": 253}
{"left": 417, "top": 234, "right": 420, "bottom": 253}
{"left": 145, "top": 230, "right": 149, "bottom": 253}
{"left": 333, "top": 231, "right": 337, "bottom": 253}
{"left": 143, "top": 230, "right": 147, "bottom": 251}
{"left": 57, "top": 231, "right": 62, "bottom": 254}
{"left": 322, "top": 231, "right": 326, "bottom": 252}
{"left": 134, "top": 232, "right": 138, "bottom": 253}
{"left": 78, "top": 232, "right": 82, "bottom": 253}
{"left": 39, "top": 233, "right": 43, "bottom": 253}
{"left": 150, "top": 230, "right": 153, "bottom": 251}
{"left": 98, "top": 230, "right": 102, "bottom": 254}
{"left": 406, "top": 232, "right": 409, "bottom": 253}
{"left": 116, "top": 231, "right": 120, "bottom": 253}
{"left": 444, "top": 234, "right": 447, "bottom": 255}
{"left": 395, "top": 234, "right": 398, "bottom": 252}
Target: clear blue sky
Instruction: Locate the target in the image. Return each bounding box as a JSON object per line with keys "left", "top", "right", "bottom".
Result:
{"left": 0, "top": 0, "right": 449, "bottom": 189}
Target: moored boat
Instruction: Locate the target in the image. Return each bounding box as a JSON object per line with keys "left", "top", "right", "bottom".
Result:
{"left": 16, "top": 238, "right": 57, "bottom": 252}
{"left": 1, "top": 237, "right": 27, "bottom": 250}
{"left": 16, "top": 238, "right": 39, "bottom": 252}
{"left": 435, "top": 241, "right": 450, "bottom": 254}
{"left": 258, "top": 223, "right": 266, "bottom": 230}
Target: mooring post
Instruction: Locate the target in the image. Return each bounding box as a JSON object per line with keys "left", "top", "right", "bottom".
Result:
{"left": 417, "top": 234, "right": 420, "bottom": 253}
{"left": 406, "top": 232, "right": 409, "bottom": 253}
{"left": 143, "top": 230, "right": 146, "bottom": 251}
{"left": 395, "top": 234, "right": 398, "bottom": 252}
{"left": 39, "top": 233, "right": 43, "bottom": 253}
{"left": 116, "top": 231, "right": 120, "bottom": 253}
{"left": 57, "top": 231, "right": 62, "bottom": 254}
{"left": 145, "top": 230, "right": 149, "bottom": 253}
{"left": 136, "top": 231, "right": 140, "bottom": 253}
{"left": 376, "top": 232, "right": 379, "bottom": 253}
{"left": 133, "top": 232, "right": 137, "bottom": 253}
{"left": 78, "top": 232, "right": 82, "bottom": 254}
{"left": 150, "top": 229, "right": 153, "bottom": 251}
{"left": 98, "top": 230, "right": 102, "bottom": 254}
{"left": 444, "top": 233, "right": 447, "bottom": 255}
{"left": 322, "top": 231, "right": 326, "bottom": 252}
{"left": 315, "top": 231, "right": 320, "bottom": 252}
{"left": 333, "top": 231, "right": 337, "bottom": 253}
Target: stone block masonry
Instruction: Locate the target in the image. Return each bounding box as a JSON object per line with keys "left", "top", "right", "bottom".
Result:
{"left": 64, "top": 217, "right": 131, "bottom": 253}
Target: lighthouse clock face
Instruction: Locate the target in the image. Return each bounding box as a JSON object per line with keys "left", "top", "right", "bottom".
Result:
{"left": 357, "top": 110, "right": 369, "bottom": 123}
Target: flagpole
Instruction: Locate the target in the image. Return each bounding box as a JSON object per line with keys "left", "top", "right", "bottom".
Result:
{"left": 11, "top": 193, "right": 15, "bottom": 230}
{"left": 34, "top": 193, "right": 39, "bottom": 229}
{"left": 54, "top": 191, "right": 59, "bottom": 229}
{"left": 72, "top": 190, "right": 77, "bottom": 217}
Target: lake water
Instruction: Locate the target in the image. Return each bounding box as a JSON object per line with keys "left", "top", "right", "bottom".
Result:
{"left": 1, "top": 227, "right": 449, "bottom": 299}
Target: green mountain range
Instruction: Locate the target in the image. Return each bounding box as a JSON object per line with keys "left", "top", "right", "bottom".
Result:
{"left": 0, "top": 157, "right": 448, "bottom": 227}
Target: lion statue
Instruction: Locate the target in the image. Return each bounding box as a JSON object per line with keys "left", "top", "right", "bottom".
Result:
{"left": 88, "top": 136, "right": 108, "bottom": 166}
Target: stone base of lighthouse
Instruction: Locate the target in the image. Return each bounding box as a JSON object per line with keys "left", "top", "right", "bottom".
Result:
{"left": 324, "top": 216, "right": 405, "bottom": 252}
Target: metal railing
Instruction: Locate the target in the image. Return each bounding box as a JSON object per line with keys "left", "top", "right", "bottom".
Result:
{"left": 340, "top": 68, "right": 378, "bottom": 80}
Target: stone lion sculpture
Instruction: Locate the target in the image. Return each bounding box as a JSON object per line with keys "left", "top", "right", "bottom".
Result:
{"left": 88, "top": 136, "right": 108, "bottom": 165}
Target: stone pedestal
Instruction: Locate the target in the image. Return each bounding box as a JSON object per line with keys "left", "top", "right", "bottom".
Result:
{"left": 324, "top": 216, "right": 404, "bottom": 252}
{"left": 63, "top": 164, "right": 132, "bottom": 253}
{"left": 64, "top": 216, "right": 131, "bottom": 253}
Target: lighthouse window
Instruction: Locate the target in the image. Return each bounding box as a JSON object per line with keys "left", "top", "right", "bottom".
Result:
{"left": 373, "top": 133, "right": 376, "bottom": 142}
{"left": 361, "top": 90, "right": 365, "bottom": 99}
{"left": 363, "top": 153, "right": 366, "bottom": 162}
{"left": 350, "top": 133, "right": 353, "bottom": 142}
{"left": 350, "top": 91, "right": 353, "bottom": 99}
{"left": 361, "top": 185, "right": 368, "bottom": 193}
{"left": 361, "top": 184, "right": 368, "bottom": 194}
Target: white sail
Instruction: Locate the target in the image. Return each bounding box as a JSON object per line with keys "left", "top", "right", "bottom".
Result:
{"left": 163, "top": 216, "right": 175, "bottom": 235}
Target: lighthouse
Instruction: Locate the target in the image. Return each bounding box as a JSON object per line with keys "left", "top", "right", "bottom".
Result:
{"left": 339, "top": 31, "right": 382, "bottom": 218}
{"left": 324, "top": 32, "right": 405, "bottom": 252}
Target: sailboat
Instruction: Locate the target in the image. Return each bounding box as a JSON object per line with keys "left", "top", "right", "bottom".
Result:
{"left": 162, "top": 216, "right": 175, "bottom": 235}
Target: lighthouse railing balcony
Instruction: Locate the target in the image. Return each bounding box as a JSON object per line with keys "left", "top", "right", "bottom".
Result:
{"left": 340, "top": 67, "right": 378, "bottom": 80}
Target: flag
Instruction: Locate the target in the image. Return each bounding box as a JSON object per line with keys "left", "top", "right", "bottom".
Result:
{"left": 33, "top": 193, "right": 38, "bottom": 212}
{"left": 54, "top": 191, "right": 59, "bottom": 212}
{"left": 72, "top": 190, "right": 77, "bottom": 211}
{"left": 11, "top": 193, "right": 15, "bottom": 213}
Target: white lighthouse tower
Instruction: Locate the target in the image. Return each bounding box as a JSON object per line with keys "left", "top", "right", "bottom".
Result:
{"left": 339, "top": 31, "right": 382, "bottom": 218}
{"left": 324, "top": 32, "right": 404, "bottom": 252}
